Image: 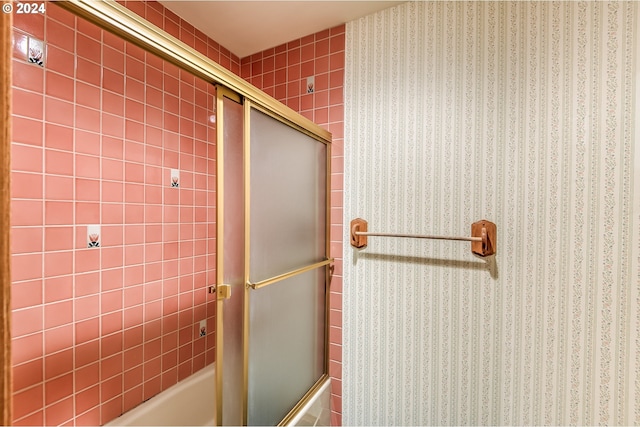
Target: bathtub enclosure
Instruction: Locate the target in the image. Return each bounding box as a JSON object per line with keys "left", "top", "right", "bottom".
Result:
{"left": 104, "top": 364, "right": 331, "bottom": 426}
{"left": 105, "top": 364, "right": 216, "bottom": 426}
{"left": 10, "top": 0, "right": 333, "bottom": 425}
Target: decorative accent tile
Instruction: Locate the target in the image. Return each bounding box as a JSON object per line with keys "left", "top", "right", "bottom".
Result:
{"left": 199, "top": 319, "right": 206, "bottom": 337}
{"left": 27, "top": 37, "right": 44, "bottom": 67}
{"left": 307, "top": 76, "right": 315, "bottom": 93}
{"left": 170, "top": 169, "right": 180, "bottom": 188}
{"left": 86, "top": 225, "right": 100, "bottom": 248}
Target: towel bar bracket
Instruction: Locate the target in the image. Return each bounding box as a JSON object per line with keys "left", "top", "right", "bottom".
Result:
{"left": 350, "top": 218, "right": 368, "bottom": 248}
{"left": 349, "top": 218, "right": 497, "bottom": 257}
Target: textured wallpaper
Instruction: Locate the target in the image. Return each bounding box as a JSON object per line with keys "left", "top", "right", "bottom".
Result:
{"left": 343, "top": 2, "right": 639, "bottom": 425}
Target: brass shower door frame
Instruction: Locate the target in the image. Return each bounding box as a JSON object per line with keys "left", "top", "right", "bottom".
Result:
{"left": 55, "top": 1, "right": 333, "bottom": 425}
{"left": 242, "top": 100, "right": 333, "bottom": 426}
{"left": 216, "top": 89, "right": 332, "bottom": 427}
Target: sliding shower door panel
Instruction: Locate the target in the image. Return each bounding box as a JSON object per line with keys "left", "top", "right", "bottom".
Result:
{"left": 216, "top": 90, "right": 245, "bottom": 427}
{"left": 247, "top": 107, "right": 328, "bottom": 426}
{"left": 249, "top": 108, "right": 327, "bottom": 281}
{"left": 248, "top": 269, "right": 325, "bottom": 426}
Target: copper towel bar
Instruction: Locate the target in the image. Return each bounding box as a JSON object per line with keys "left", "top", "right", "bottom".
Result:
{"left": 350, "top": 218, "right": 497, "bottom": 257}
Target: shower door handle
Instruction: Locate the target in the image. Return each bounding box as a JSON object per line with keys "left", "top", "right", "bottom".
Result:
{"left": 217, "top": 284, "right": 232, "bottom": 300}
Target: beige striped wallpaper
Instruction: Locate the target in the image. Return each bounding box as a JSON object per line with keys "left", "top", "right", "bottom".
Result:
{"left": 343, "top": 2, "right": 639, "bottom": 425}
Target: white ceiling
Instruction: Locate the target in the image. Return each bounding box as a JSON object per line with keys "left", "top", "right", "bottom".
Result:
{"left": 158, "top": 1, "right": 404, "bottom": 59}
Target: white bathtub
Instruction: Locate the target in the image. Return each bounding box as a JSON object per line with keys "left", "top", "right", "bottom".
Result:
{"left": 106, "top": 363, "right": 216, "bottom": 426}
{"left": 289, "top": 378, "right": 331, "bottom": 426}
{"left": 105, "top": 362, "right": 330, "bottom": 426}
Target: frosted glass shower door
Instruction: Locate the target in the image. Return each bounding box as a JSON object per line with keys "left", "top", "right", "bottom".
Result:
{"left": 247, "top": 107, "right": 329, "bottom": 426}
{"left": 216, "top": 88, "right": 245, "bottom": 427}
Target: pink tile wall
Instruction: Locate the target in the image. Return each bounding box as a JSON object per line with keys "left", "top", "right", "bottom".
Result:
{"left": 240, "top": 26, "right": 345, "bottom": 426}
{"left": 9, "top": 1, "right": 238, "bottom": 425}
{"left": 121, "top": 1, "right": 241, "bottom": 74}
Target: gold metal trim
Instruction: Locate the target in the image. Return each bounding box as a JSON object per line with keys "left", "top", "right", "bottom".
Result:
{"left": 221, "top": 89, "right": 242, "bottom": 105}
{"left": 55, "top": 0, "right": 331, "bottom": 144}
{"left": 214, "top": 85, "right": 226, "bottom": 427}
{"left": 249, "top": 102, "right": 330, "bottom": 146}
{"left": 242, "top": 99, "right": 252, "bottom": 427}
{"left": 216, "top": 284, "right": 232, "bottom": 300}
{"left": 324, "top": 136, "right": 332, "bottom": 376}
{"left": 248, "top": 259, "right": 334, "bottom": 290}
{"left": 278, "top": 374, "right": 331, "bottom": 426}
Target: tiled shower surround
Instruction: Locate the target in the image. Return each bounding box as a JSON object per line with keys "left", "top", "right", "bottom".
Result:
{"left": 240, "top": 28, "right": 345, "bottom": 426}
{"left": 10, "top": 2, "right": 241, "bottom": 424}
{"left": 11, "top": 1, "right": 344, "bottom": 426}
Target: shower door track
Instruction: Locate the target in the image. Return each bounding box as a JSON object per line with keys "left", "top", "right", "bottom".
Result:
{"left": 56, "top": 0, "right": 331, "bottom": 144}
